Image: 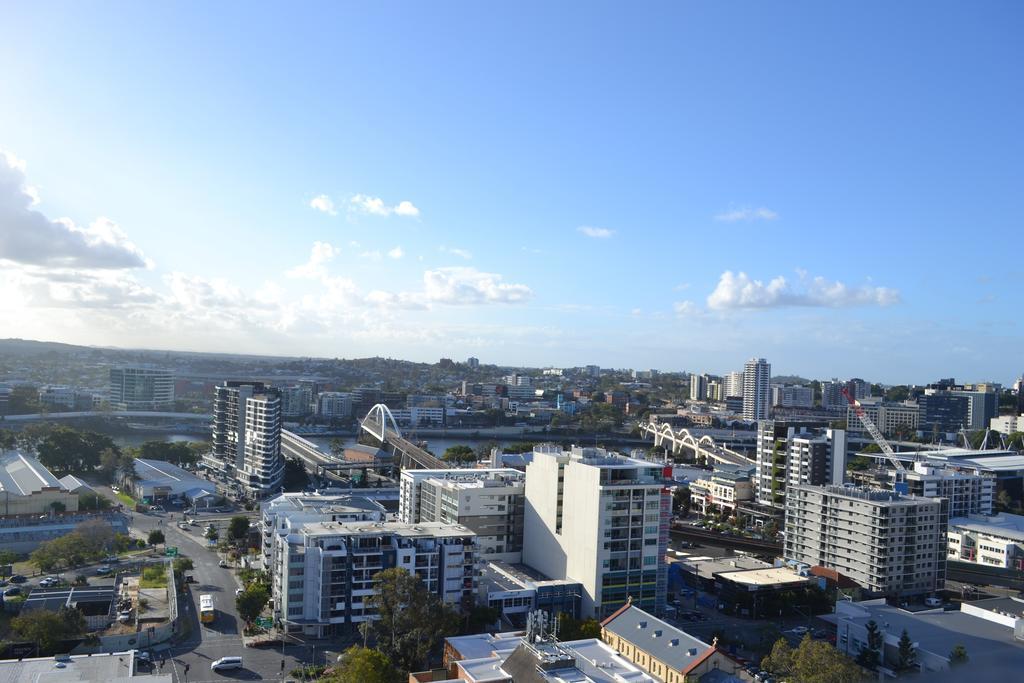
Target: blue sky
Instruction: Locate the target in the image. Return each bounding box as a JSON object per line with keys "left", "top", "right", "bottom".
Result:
{"left": 1, "top": 1, "right": 1021, "bottom": 383}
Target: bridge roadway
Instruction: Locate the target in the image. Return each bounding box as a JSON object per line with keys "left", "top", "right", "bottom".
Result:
{"left": 639, "top": 422, "right": 754, "bottom": 467}
{"left": 360, "top": 417, "right": 448, "bottom": 469}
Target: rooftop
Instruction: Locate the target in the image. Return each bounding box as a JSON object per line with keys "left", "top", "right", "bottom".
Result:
{"left": 601, "top": 605, "right": 712, "bottom": 673}
{"left": 301, "top": 520, "right": 476, "bottom": 539}
{"left": 481, "top": 560, "right": 580, "bottom": 591}
{"left": 0, "top": 651, "right": 166, "bottom": 683}
{"left": 826, "top": 599, "right": 1024, "bottom": 681}
{"left": 949, "top": 513, "right": 1024, "bottom": 542}
{"left": 132, "top": 459, "right": 215, "bottom": 492}
{"left": 713, "top": 566, "right": 812, "bottom": 588}
{"left": 0, "top": 451, "right": 64, "bottom": 496}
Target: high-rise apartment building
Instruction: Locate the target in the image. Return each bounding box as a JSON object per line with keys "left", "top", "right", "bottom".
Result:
{"left": 724, "top": 370, "right": 745, "bottom": 399}
{"left": 820, "top": 379, "right": 845, "bottom": 409}
{"left": 523, "top": 446, "right": 669, "bottom": 619}
{"left": 771, "top": 385, "right": 814, "bottom": 408}
{"left": 108, "top": 366, "right": 174, "bottom": 411}
{"left": 755, "top": 421, "right": 846, "bottom": 508}
{"left": 400, "top": 468, "right": 525, "bottom": 563}
{"left": 316, "top": 392, "right": 353, "bottom": 419}
{"left": 742, "top": 358, "right": 771, "bottom": 421}
{"left": 466, "top": 356, "right": 480, "bottom": 369}
{"left": 279, "top": 385, "right": 313, "bottom": 418}
{"left": 689, "top": 374, "right": 707, "bottom": 401}
{"left": 271, "top": 521, "right": 477, "bottom": 637}
{"left": 211, "top": 381, "right": 284, "bottom": 497}
{"left": 785, "top": 484, "right": 947, "bottom": 598}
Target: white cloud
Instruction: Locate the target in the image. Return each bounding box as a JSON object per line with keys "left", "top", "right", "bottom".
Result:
{"left": 577, "top": 226, "right": 615, "bottom": 239}
{"left": 440, "top": 246, "right": 473, "bottom": 260}
{"left": 349, "top": 194, "right": 420, "bottom": 218}
{"left": 673, "top": 300, "right": 699, "bottom": 316}
{"left": 309, "top": 194, "right": 337, "bottom": 216}
{"left": 706, "top": 271, "right": 900, "bottom": 310}
{"left": 387, "top": 246, "right": 404, "bottom": 259}
{"left": 0, "top": 150, "right": 150, "bottom": 269}
{"left": 287, "top": 241, "right": 339, "bottom": 279}
{"left": 714, "top": 207, "right": 778, "bottom": 222}
{"left": 422, "top": 267, "right": 532, "bottom": 305}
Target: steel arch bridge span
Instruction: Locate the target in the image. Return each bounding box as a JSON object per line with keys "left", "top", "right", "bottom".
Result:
{"left": 638, "top": 422, "right": 753, "bottom": 466}
{"left": 360, "top": 403, "right": 402, "bottom": 442}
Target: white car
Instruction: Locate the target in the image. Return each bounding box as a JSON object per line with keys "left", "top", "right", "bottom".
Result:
{"left": 790, "top": 626, "right": 809, "bottom": 635}
{"left": 210, "top": 656, "right": 242, "bottom": 672}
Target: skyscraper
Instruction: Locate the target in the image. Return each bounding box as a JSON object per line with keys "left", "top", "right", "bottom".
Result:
{"left": 742, "top": 358, "right": 771, "bottom": 420}
{"left": 211, "top": 381, "right": 283, "bottom": 497}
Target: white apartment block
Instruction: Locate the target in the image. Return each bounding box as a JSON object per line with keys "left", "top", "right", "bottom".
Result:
{"left": 272, "top": 521, "right": 477, "bottom": 637}
{"left": 399, "top": 468, "right": 525, "bottom": 563}
{"left": 260, "top": 491, "right": 387, "bottom": 569}
{"left": 279, "top": 385, "right": 313, "bottom": 418}
{"left": 890, "top": 462, "right": 994, "bottom": 517}
{"left": 771, "top": 385, "right": 814, "bottom": 408}
{"left": 689, "top": 374, "right": 707, "bottom": 401}
{"left": 389, "top": 406, "right": 446, "bottom": 428}
{"left": 742, "top": 358, "right": 771, "bottom": 421}
{"left": 785, "top": 484, "right": 948, "bottom": 598}
{"left": 316, "top": 392, "right": 353, "bottom": 419}
{"left": 947, "top": 513, "right": 1024, "bottom": 570}
{"left": 725, "top": 371, "right": 745, "bottom": 399}
{"left": 991, "top": 414, "right": 1024, "bottom": 435}
{"left": 847, "top": 398, "right": 920, "bottom": 437}
{"left": 523, "top": 446, "right": 669, "bottom": 619}
{"left": 755, "top": 421, "right": 846, "bottom": 508}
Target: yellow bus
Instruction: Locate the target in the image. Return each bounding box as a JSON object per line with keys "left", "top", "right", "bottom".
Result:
{"left": 199, "top": 594, "right": 215, "bottom": 623}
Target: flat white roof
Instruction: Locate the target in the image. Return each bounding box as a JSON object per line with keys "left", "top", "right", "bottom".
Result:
{"left": 716, "top": 566, "right": 812, "bottom": 587}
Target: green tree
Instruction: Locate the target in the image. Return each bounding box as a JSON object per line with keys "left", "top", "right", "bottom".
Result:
{"left": 10, "top": 608, "right": 86, "bottom": 654}
{"left": 673, "top": 487, "right": 692, "bottom": 516}
{"left": 949, "top": 644, "right": 968, "bottom": 665}
{"left": 556, "top": 613, "right": 602, "bottom": 641}
{"left": 846, "top": 455, "right": 875, "bottom": 472}
{"left": 359, "top": 568, "right": 460, "bottom": 672}
{"left": 328, "top": 645, "right": 399, "bottom": 683}
{"left": 761, "top": 637, "right": 793, "bottom": 675}
{"left": 0, "top": 549, "right": 20, "bottom": 565}
{"left": 443, "top": 445, "right": 476, "bottom": 463}
{"left": 236, "top": 584, "right": 270, "bottom": 624}
{"left": 897, "top": 629, "right": 916, "bottom": 670}
{"left": 147, "top": 529, "right": 165, "bottom": 546}
{"left": 462, "top": 605, "right": 501, "bottom": 634}
{"left": 8, "top": 385, "right": 41, "bottom": 415}
{"left": 0, "top": 429, "right": 17, "bottom": 450}
{"left": 139, "top": 440, "right": 197, "bottom": 466}
{"left": 856, "top": 620, "right": 882, "bottom": 669}
{"left": 172, "top": 557, "right": 194, "bottom": 575}
{"left": 577, "top": 618, "right": 602, "bottom": 638}
{"left": 205, "top": 526, "right": 219, "bottom": 542}
{"left": 790, "top": 634, "right": 860, "bottom": 683}
{"left": 228, "top": 516, "right": 251, "bottom": 541}
{"left": 283, "top": 457, "right": 310, "bottom": 491}
{"left": 77, "top": 490, "right": 112, "bottom": 511}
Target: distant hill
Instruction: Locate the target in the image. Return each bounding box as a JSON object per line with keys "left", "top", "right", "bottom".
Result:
{"left": 772, "top": 375, "right": 814, "bottom": 386}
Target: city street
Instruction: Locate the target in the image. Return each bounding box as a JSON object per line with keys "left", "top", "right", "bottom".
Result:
{"left": 103, "top": 487, "right": 319, "bottom": 682}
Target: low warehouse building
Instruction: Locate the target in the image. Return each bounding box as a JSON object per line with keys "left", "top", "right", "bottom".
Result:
{"left": 0, "top": 451, "right": 79, "bottom": 515}
{"left": 128, "top": 459, "right": 217, "bottom": 504}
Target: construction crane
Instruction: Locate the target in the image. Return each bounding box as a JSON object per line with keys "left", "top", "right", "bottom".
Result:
{"left": 841, "top": 388, "right": 907, "bottom": 478}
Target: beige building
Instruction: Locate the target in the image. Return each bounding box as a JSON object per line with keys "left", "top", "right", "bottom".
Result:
{"left": 0, "top": 451, "right": 79, "bottom": 516}
{"left": 601, "top": 603, "right": 743, "bottom": 683}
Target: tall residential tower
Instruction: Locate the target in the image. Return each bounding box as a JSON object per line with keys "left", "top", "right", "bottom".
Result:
{"left": 742, "top": 358, "right": 771, "bottom": 421}
{"left": 211, "top": 381, "right": 284, "bottom": 497}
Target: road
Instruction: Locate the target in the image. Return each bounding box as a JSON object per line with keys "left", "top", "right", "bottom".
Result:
{"left": 95, "top": 486, "right": 318, "bottom": 682}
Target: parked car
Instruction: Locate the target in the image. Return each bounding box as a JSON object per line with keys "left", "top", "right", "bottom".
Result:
{"left": 924, "top": 596, "right": 943, "bottom": 608}
{"left": 136, "top": 651, "right": 153, "bottom": 665}
{"left": 184, "top": 574, "right": 196, "bottom": 583}
{"left": 178, "top": 522, "right": 190, "bottom": 530}
{"left": 790, "top": 626, "right": 809, "bottom": 636}
{"left": 117, "top": 610, "right": 132, "bottom": 623}
{"left": 149, "top": 505, "right": 164, "bottom": 512}
{"left": 95, "top": 566, "right": 112, "bottom": 576}
{"left": 9, "top": 575, "right": 27, "bottom": 584}
{"left": 218, "top": 560, "right": 229, "bottom": 568}
{"left": 3, "top": 586, "right": 22, "bottom": 596}
{"left": 38, "top": 577, "right": 57, "bottom": 588}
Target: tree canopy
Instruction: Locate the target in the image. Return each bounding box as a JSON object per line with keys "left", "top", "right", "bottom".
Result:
{"left": 228, "top": 516, "right": 251, "bottom": 541}
{"left": 11, "top": 607, "right": 87, "bottom": 654}
{"left": 236, "top": 583, "right": 270, "bottom": 624}
{"left": 762, "top": 635, "right": 860, "bottom": 683}
{"left": 443, "top": 445, "right": 476, "bottom": 463}
{"left": 137, "top": 440, "right": 198, "bottom": 466}
{"left": 327, "top": 646, "right": 399, "bottom": 683}
{"left": 359, "top": 568, "right": 460, "bottom": 672}
{"left": 36, "top": 427, "right": 117, "bottom": 475}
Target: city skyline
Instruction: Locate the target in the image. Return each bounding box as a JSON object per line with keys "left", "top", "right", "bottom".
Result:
{"left": 2, "top": 2, "right": 1022, "bottom": 382}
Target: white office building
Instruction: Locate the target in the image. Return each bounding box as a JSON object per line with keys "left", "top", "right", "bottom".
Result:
{"left": 847, "top": 398, "right": 920, "bottom": 437}
{"left": 316, "top": 392, "right": 353, "bottom": 419}
{"left": 271, "top": 521, "right": 477, "bottom": 637}
{"left": 399, "top": 468, "right": 525, "bottom": 563}
{"left": 108, "top": 366, "right": 174, "bottom": 411}
{"left": 785, "top": 484, "right": 947, "bottom": 597}
{"left": 742, "top": 358, "right": 771, "bottom": 421}
{"left": 771, "top": 385, "right": 814, "bottom": 408}
{"left": 991, "top": 414, "right": 1024, "bottom": 435}
{"left": 724, "top": 371, "right": 745, "bottom": 399}
{"left": 210, "top": 381, "right": 284, "bottom": 497}
{"left": 523, "top": 446, "right": 669, "bottom": 619}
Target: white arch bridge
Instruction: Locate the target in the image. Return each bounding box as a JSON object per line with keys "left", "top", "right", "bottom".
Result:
{"left": 360, "top": 404, "right": 448, "bottom": 470}
{"left": 638, "top": 422, "right": 754, "bottom": 467}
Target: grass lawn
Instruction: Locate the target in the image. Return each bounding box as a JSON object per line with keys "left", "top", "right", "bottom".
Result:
{"left": 139, "top": 566, "right": 167, "bottom": 589}
{"left": 115, "top": 492, "right": 137, "bottom": 507}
